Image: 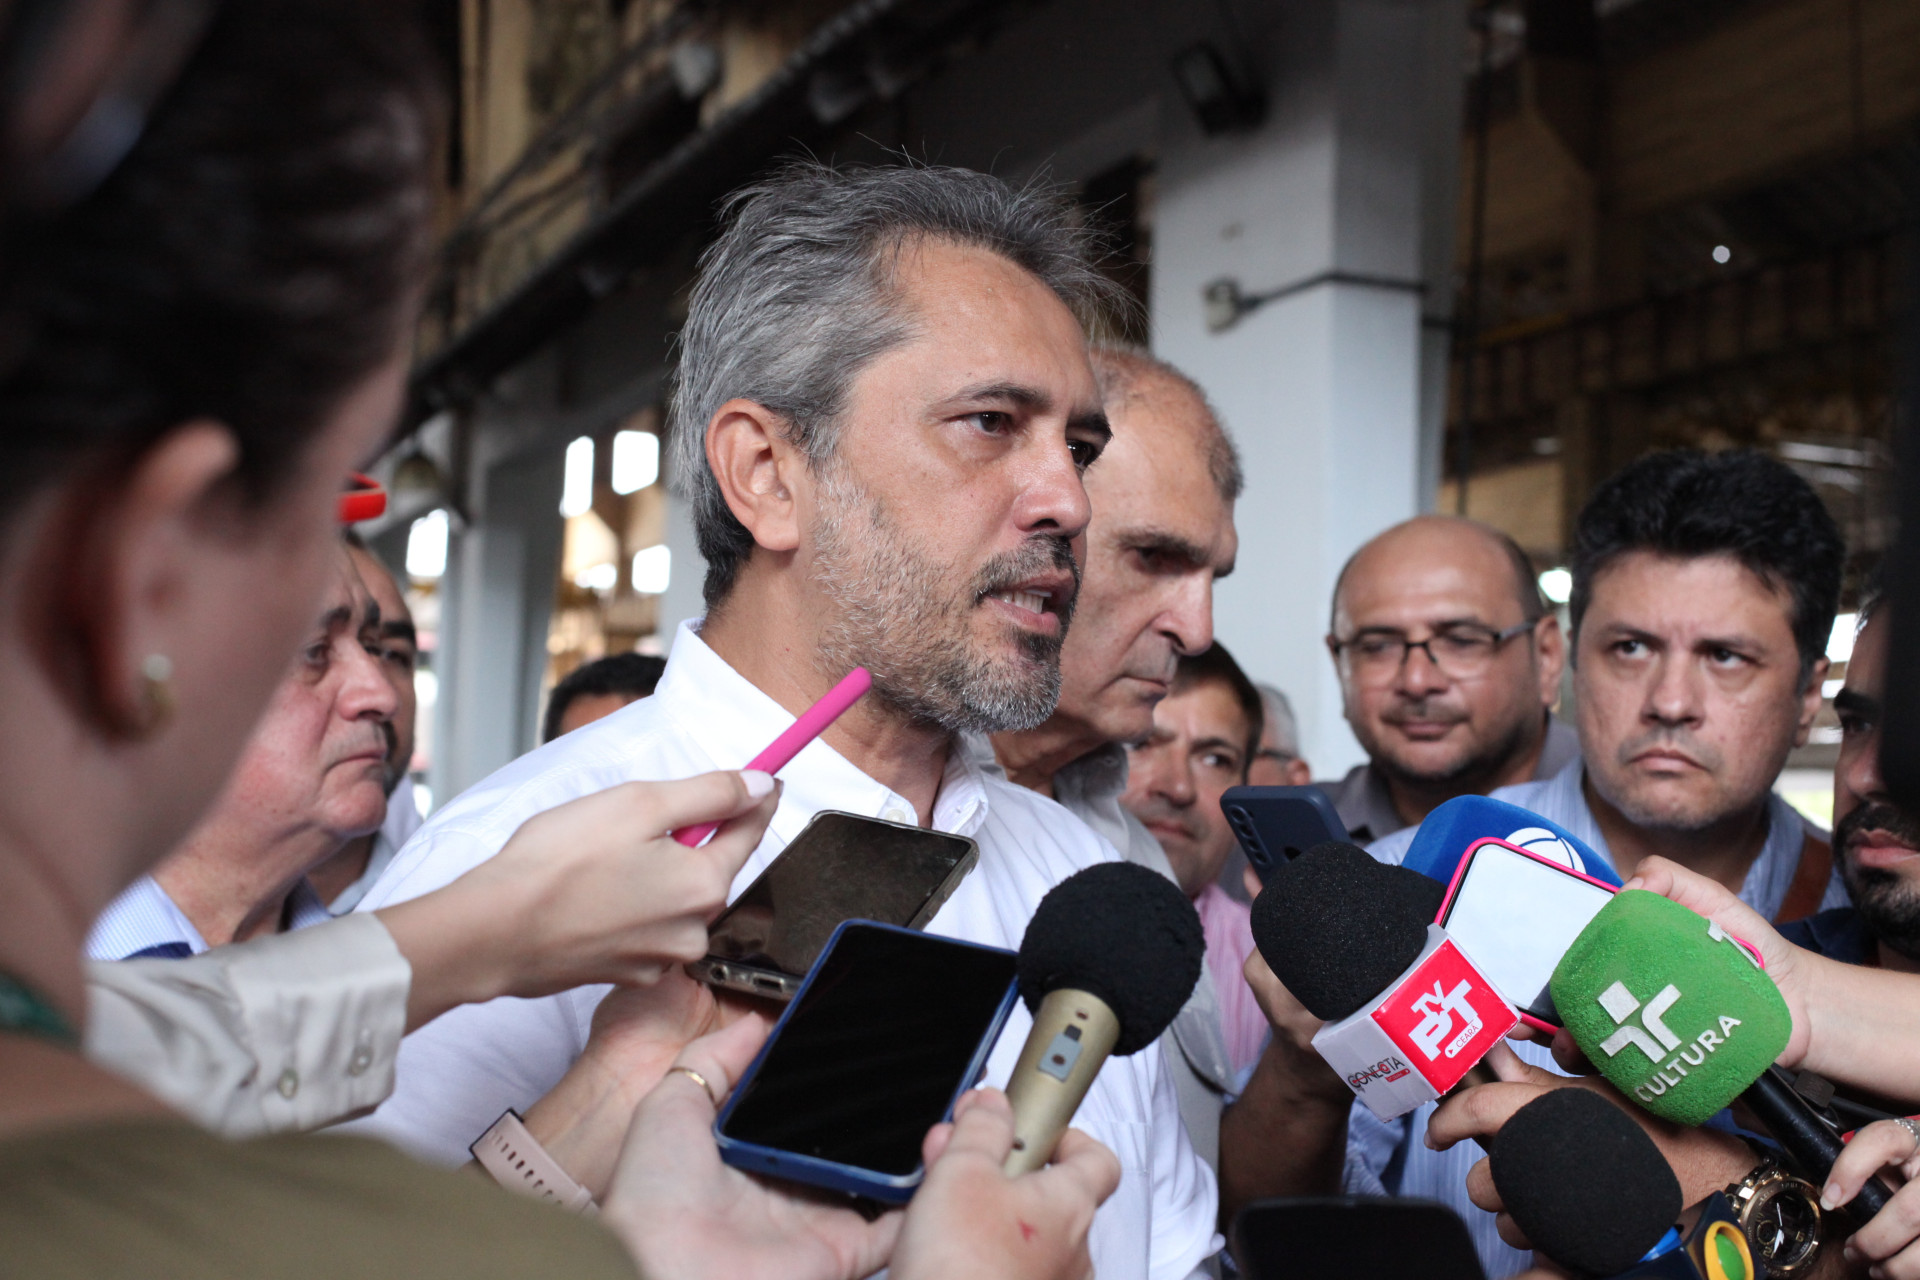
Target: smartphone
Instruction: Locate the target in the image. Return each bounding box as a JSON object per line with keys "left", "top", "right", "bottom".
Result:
{"left": 714, "top": 920, "right": 1019, "bottom": 1203}
{"left": 1220, "top": 785, "right": 1350, "bottom": 886}
{"left": 1230, "top": 1196, "right": 1486, "bottom": 1280}
{"left": 691, "top": 810, "right": 978, "bottom": 1001}
{"left": 1438, "top": 837, "right": 1618, "bottom": 1031}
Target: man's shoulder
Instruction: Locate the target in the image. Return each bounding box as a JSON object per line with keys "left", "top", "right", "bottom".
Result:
{"left": 360, "top": 698, "right": 699, "bottom": 909}
{"left": 976, "top": 770, "right": 1122, "bottom": 864}
{"left": 1486, "top": 774, "right": 1559, "bottom": 812}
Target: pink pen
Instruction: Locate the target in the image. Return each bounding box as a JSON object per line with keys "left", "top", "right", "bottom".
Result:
{"left": 672, "top": 666, "right": 873, "bottom": 846}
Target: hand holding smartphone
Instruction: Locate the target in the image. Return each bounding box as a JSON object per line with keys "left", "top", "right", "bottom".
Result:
{"left": 692, "top": 811, "right": 977, "bottom": 1001}
{"left": 1220, "top": 785, "right": 1349, "bottom": 886}
{"left": 1437, "top": 837, "right": 1617, "bottom": 1031}
{"left": 714, "top": 920, "right": 1018, "bottom": 1203}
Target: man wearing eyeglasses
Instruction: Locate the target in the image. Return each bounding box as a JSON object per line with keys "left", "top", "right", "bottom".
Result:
{"left": 1224, "top": 451, "right": 1851, "bottom": 1278}
{"left": 1319, "top": 515, "right": 1575, "bottom": 843}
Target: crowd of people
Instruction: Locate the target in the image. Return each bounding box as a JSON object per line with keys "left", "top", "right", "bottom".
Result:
{"left": 5, "top": 3, "right": 1920, "bottom": 1279}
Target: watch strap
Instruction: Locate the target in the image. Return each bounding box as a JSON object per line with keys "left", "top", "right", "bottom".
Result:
{"left": 471, "top": 1109, "right": 598, "bottom": 1216}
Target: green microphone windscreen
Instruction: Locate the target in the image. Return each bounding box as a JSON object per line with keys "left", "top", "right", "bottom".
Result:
{"left": 1550, "top": 890, "right": 1790, "bottom": 1126}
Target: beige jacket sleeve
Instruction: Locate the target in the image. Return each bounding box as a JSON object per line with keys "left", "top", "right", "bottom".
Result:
{"left": 83, "top": 913, "right": 412, "bottom": 1138}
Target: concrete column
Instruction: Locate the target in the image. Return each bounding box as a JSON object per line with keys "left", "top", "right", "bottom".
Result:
{"left": 1150, "top": 0, "right": 1465, "bottom": 778}
{"left": 430, "top": 444, "right": 565, "bottom": 800}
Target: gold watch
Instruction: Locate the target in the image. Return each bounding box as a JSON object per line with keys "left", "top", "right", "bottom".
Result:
{"left": 1724, "top": 1160, "right": 1824, "bottom": 1278}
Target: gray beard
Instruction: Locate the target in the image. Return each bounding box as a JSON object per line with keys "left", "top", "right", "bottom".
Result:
{"left": 809, "top": 467, "right": 1076, "bottom": 735}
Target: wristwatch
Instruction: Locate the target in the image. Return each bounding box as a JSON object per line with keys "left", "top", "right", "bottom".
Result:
{"left": 1724, "top": 1160, "right": 1823, "bottom": 1277}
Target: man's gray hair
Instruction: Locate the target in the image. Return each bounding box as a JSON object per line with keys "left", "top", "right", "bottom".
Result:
{"left": 668, "top": 160, "right": 1128, "bottom": 610}
{"left": 1256, "top": 682, "right": 1301, "bottom": 758}
{"left": 1088, "top": 344, "right": 1243, "bottom": 502}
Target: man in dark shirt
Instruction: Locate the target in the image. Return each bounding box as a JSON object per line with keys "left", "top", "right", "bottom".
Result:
{"left": 1319, "top": 516, "right": 1576, "bottom": 842}
{"left": 1782, "top": 591, "right": 1920, "bottom": 970}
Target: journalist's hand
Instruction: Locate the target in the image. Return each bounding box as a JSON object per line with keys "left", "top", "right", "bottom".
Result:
{"left": 1829, "top": 1117, "right": 1920, "bottom": 1277}
{"left": 378, "top": 770, "right": 778, "bottom": 1028}
{"left": 1427, "top": 1044, "right": 1753, "bottom": 1251}
{"left": 1243, "top": 949, "right": 1349, "bottom": 1103}
{"left": 600, "top": 1013, "right": 901, "bottom": 1280}
{"left": 890, "top": 1088, "right": 1121, "bottom": 1280}
{"left": 1618, "top": 858, "right": 1811, "bottom": 1068}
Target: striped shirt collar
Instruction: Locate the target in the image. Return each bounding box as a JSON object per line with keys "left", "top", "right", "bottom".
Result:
{"left": 85, "top": 874, "right": 332, "bottom": 961}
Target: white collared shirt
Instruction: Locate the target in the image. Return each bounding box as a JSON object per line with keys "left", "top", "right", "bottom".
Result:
{"left": 328, "top": 774, "right": 425, "bottom": 915}
{"left": 352, "top": 621, "right": 1220, "bottom": 1280}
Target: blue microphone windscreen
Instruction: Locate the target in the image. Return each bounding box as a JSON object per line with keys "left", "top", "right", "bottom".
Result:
{"left": 1401, "top": 795, "right": 1622, "bottom": 889}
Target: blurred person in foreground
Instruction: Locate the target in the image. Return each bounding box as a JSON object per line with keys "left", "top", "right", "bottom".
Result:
{"left": 86, "top": 543, "right": 396, "bottom": 959}
{"left": 309, "top": 536, "right": 424, "bottom": 912}
{"left": 1321, "top": 516, "right": 1574, "bottom": 843}
{"left": 985, "top": 344, "right": 1241, "bottom": 1175}
{"left": 0, "top": 5, "right": 1116, "bottom": 1277}
{"left": 544, "top": 651, "right": 667, "bottom": 742}
{"left": 352, "top": 163, "right": 1219, "bottom": 1279}
{"left": 1119, "top": 642, "right": 1270, "bottom": 1078}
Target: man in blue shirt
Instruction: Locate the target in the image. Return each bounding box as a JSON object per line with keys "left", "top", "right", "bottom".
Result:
{"left": 1233, "top": 449, "right": 1849, "bottom": 1276}
{"left": 88, "top": 543, "right": 397, "bottom": 960}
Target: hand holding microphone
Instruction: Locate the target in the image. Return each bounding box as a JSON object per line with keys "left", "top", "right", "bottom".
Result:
{"left": 1003, "top": 861, "right": 1205, "bottom": 1174}
{"left": 1551, "top": 889, "right": 1896, "bottom": 1224}
{"left": 1250, "top": 842, "right": 1519, "bottom": 1119}
{"left": 1483, "top": 1088, "right": 1762, "bottom": 1280}
{"left": 1823, "top": 1117, "right": 1920, "bottom": 1276}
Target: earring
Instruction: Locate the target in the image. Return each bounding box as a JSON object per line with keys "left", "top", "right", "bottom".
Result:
{"left": 137, "top": 653, "right": 175, "bottom": 736}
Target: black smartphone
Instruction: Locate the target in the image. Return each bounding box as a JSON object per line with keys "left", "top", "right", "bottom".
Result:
{"left": 714, "top": 920, "right": 1019, "bottom": 1203}
{"left": 1220, "top": 785, "right": 1350, "bottom": 886}
{"left": 690, "top": 810, "right": 978, "bottom": 1001}
{"left": 1230, "top": 1197, "right": 1486, "bottom": 1279}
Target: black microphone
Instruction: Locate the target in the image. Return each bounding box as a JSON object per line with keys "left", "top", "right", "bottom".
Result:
{"left": 1251, "top": 842, "right": 1519, "bottom": 1117}
{"left": 1002, "top": 861, "right": 1204, "bottom": 1174}
{"left": 1490, "top": 1089, "right": 1683, "bottom": 1276}
{"left": 1744, "top": 1066, "right": 1891, "bottom": 1221}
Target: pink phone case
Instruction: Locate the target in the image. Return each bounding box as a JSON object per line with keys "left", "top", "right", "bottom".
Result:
{"left": 1434, "top": 837, "right": 1763, "bottom": 1034}
{"left": 1437, "top": 837, "right": 1622, "bottom": 1034}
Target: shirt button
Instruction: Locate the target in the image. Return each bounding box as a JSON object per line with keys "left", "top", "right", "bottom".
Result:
{"left": 347, "top": 1029, "right": 375, "bottom": 1077}
{"left": 882, "top": 805, "right": 913, "bottom": 825}
{"left": 276, "top": 1068, "right": 300, "bottom": 1099}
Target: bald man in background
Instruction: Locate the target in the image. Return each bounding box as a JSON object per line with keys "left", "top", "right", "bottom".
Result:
{"left": 1319, "top": 516, "right": 1575, "bottom": 842}
{"left": 989, "top": 345, "right": 1240, "bottom": 1175}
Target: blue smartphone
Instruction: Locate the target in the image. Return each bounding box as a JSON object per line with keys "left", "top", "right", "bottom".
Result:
{"left": 1220, "top": 785, "right": 1350, "bottom": 886}
{"left": 713, "top": 919, "right": 1019, "bottom": 1203}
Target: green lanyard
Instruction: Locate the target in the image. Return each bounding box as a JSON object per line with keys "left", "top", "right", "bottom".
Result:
{"left": 0, "top": 972, "right": 77, "bottom": 1047}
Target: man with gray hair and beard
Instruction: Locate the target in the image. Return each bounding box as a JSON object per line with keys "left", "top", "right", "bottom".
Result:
{"left": 349, "top": 162, "right": 1220, "bottom": 1279}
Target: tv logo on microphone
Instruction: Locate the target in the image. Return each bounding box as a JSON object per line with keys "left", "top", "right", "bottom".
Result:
{"left": 1592, "top": 979, "right": 1743, "bottom": 1105}
{"left": 1371, "top": 942, "right": 1511, "bottom": 1090}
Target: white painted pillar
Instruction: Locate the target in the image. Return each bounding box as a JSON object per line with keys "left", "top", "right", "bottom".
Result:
{"left": 430, "top": 445, "right": 566, "bottom": 800}
{"left": 1151, "top": 0, "right": 1464, "bottom": 778}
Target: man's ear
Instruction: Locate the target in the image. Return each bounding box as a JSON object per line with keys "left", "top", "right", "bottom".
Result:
{"left": 55, "top": 420, "right": 241, "bottom": 734}
{"left": 1793, "top": 654, "right": 1831, "bottom": 747}
{"left": 706, "top": 398, "right": 807, "bottom": 556}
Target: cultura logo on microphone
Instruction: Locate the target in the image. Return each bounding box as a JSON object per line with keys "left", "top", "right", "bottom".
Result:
{"left": 1593, "top": 978, "right": 1743, "bottom": 1103}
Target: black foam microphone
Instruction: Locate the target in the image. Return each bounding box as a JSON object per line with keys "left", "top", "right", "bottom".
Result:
{"left": 1251, "top": 842, "right": 1520, "bottom": 1117}
{"left": 1003, "top": 861, "right": 1204, "bottom": 1174}
{"left": 1490, "top": 1089, "right": 1683, "bottom": 1276}
{"left": 1250, "top": 841, "right": 1431, "bottom": 1021}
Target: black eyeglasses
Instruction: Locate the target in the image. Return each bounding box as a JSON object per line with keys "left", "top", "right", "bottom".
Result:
{"left": 1331, "top": 620, "right": 1536, "bottom": 686}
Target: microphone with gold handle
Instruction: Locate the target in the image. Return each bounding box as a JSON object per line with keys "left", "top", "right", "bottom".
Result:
{"left": 1001, "top": 863, "right": 1204, "bottom": 1176}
